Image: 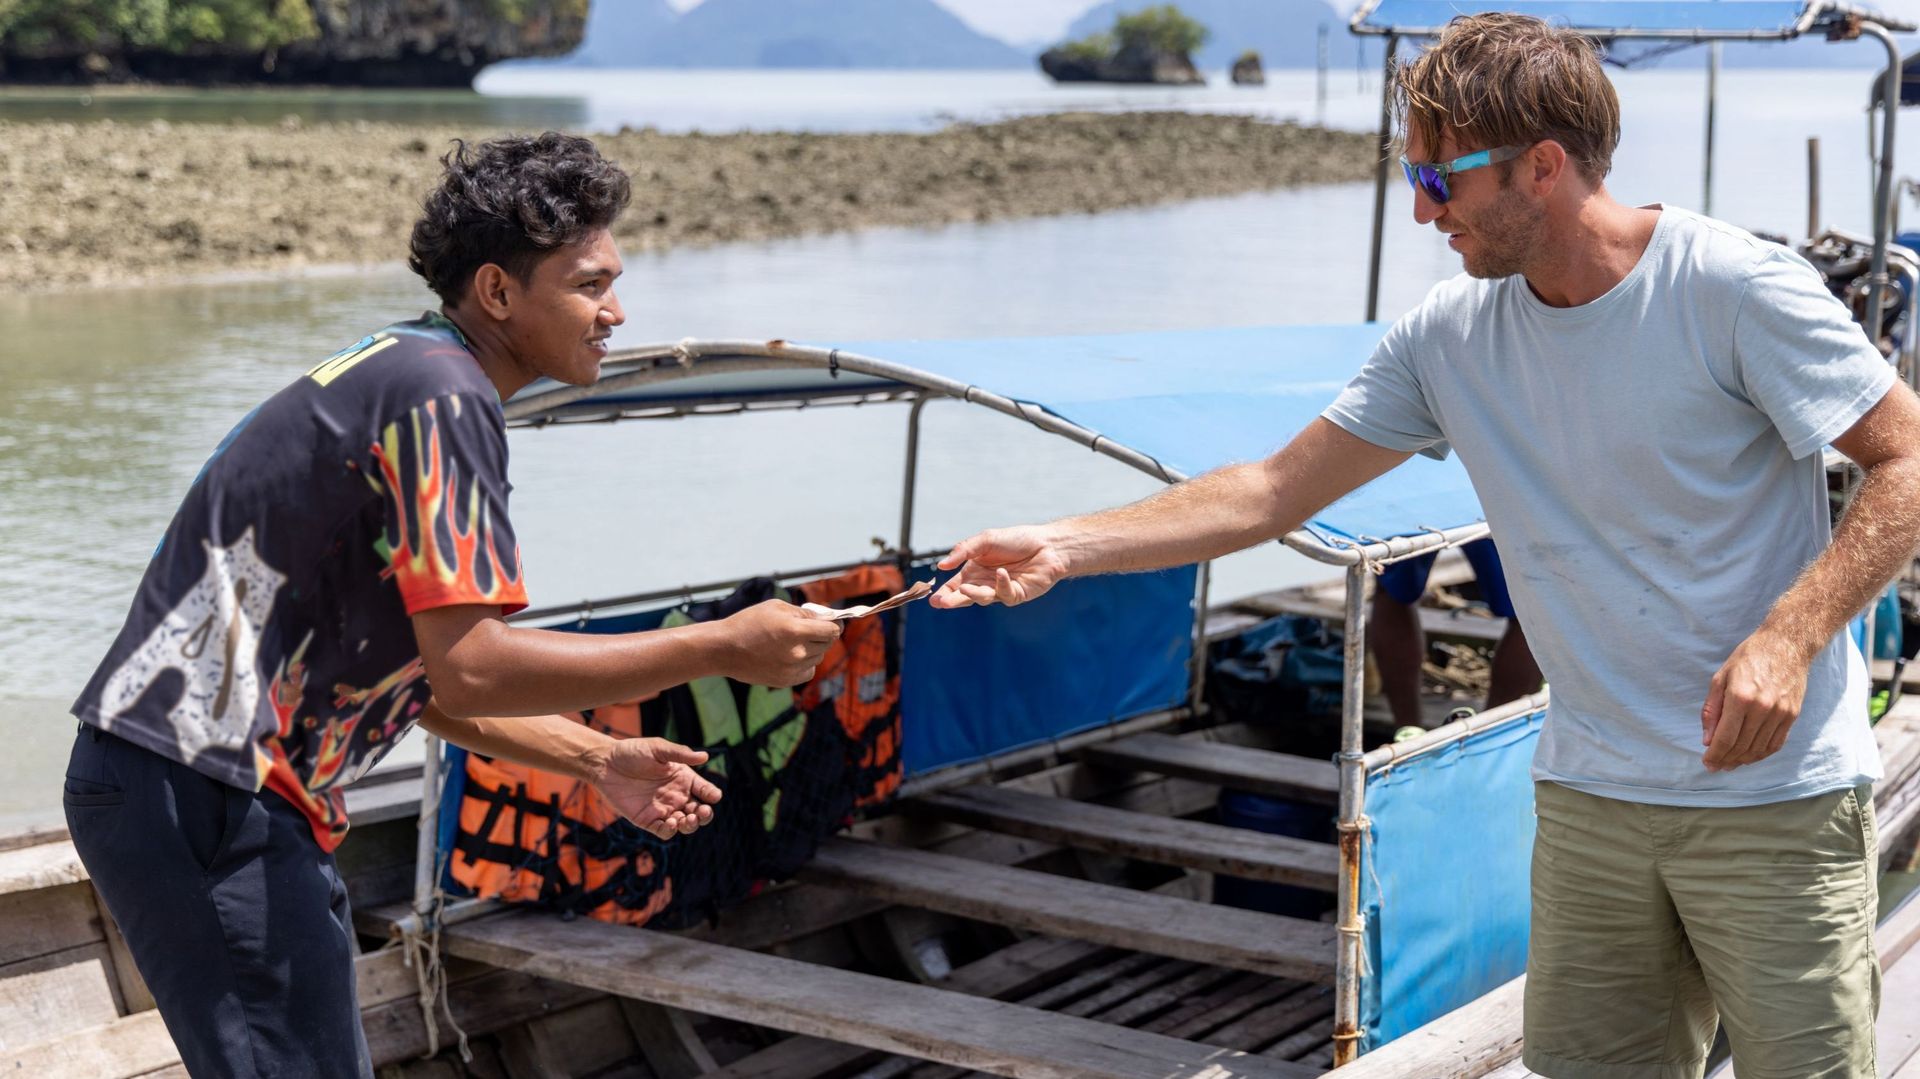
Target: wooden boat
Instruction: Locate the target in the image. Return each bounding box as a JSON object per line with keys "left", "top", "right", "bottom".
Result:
{"left": 11, "top": 3, "right": 1920, "bottom": 1074}
{"left": 4, "top": 322, "right": 1917, "bottom": 1078}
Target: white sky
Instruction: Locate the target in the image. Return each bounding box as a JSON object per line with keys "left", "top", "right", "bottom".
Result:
{"left": 660, "top": 0, "right": 1920, "bottom": 48}
{"left": 658, "top": 0, "right": 1108, "bottom": 44}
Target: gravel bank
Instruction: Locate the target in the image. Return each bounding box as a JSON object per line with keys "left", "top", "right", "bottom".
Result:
{"left": 0, "top": 111, "right": 1377, "bottom": 291}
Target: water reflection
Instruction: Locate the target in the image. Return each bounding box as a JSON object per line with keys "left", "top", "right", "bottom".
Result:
{"left": 0, "top": 86, "right": 588, "bottom": 127}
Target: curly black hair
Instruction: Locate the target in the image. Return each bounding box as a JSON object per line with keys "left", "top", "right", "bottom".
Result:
{"left": 408, "top": 132, "right": 632, "bottom": 303}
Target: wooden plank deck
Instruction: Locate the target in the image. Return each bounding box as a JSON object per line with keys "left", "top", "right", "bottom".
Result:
{"left": 1086, "top": 733, "right": 1341, "bottom": 806}
{"left": 800, "top": 837, "right": 1337, "bottom": 982}
{"left": 442, "top": 910, "right": 1320, "bottom": 1079}
{"left": 907, "top": 784, "right": 1341, "bottom": 890}
{"left": 700, "top": 935, "right": 1115, "bottom": 1079}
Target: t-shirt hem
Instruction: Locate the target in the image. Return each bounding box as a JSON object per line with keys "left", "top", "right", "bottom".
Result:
{"left": 1784, "top": 361, "right": 1897, "bottom": 460}
{"left": 71, "top": 707, "right": 263, "bottom": 793}
{"left": 1319, "top": 405, "right": 1447, "bottom": 459}
{"left": 401, "top": 588, "right": 530, "bottom": 618}
{"left": 1534, "top": 768, "right": 1880, "bottom": 808}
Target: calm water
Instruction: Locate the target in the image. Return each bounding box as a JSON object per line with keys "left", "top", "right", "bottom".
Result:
{"left": 4, "top": 66, "right": 1919, "bottom": 837}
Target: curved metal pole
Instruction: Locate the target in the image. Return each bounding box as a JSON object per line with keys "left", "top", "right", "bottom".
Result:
{"left": 1333, "top": 561, "right": 1372, "bottom": 1066}
{"left": 899, "top": 395, "right": 931, "bottom": 563}
{"left": 509, "top": 339, "right": 1488, "bottom": 569}
{"left": 411, "top": 733, "right": 444, "bottom": 925}
{"left": 1364, "top": 34, "right": 1400, "bottom": 323}
{"left": 1864, "top": 22, "right": 1902, "bottom": 345}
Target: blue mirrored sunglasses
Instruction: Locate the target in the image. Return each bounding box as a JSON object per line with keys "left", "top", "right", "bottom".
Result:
{"left": 1399, "top": 145, "right": 1527, "bottom": 204}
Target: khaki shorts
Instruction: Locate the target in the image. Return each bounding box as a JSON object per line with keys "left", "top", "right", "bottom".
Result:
{"left": 1523, "top": 780, "right": 1880, "bottom": 1079}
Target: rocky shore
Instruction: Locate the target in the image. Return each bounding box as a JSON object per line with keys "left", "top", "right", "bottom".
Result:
{"left": 0, "top": 111, "right": 1376, "bottom": 292}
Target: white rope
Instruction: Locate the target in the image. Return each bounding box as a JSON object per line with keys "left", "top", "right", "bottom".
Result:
{"left": 401, "top": 846, "right": 471, "bottom": 1063}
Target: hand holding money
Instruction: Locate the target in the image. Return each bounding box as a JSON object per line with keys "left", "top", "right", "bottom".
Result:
{"left": 800, "top": 580, "right": 933, "bottom": 621}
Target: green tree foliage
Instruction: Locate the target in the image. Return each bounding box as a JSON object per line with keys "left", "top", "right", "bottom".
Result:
{"left": 1112, "top": 5, "right": 1208, "bottom": 55}
{"left": 1055, "top": 4, "right": 1208, "bottom": 60}
{"left": 1056, "top": 31, "right": 1114, "bottom": 64}
{"left": 0, "top": 0, "right": 316, "bottom": 53}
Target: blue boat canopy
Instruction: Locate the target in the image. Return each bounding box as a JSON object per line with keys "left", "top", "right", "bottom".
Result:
{"left": 505, "top": 324, "right": 1486, "bottom": 561}
{"left": 1350, "top": 0, "right": 1904, "bottom": 40}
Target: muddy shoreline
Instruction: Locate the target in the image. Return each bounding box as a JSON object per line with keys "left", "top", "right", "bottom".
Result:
{"left": 0, "top": 112, "right": 1377, "bottom": 292}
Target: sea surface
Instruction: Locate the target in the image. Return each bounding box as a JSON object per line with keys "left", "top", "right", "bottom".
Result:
{"left": 3, "top": 65, "right": 1918, "bottom": 849}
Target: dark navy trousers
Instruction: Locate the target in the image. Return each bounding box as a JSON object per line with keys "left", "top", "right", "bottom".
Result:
{"left": 63, "top": 724, "right": 373, "bottom": 1078}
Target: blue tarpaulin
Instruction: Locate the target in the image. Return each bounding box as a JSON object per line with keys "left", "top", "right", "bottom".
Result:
{"left": 846, "top": 325, "right": 1483, "bottom": 543}
{"left": 900, "top": 564, "right": 1197, "bottom": 773}
{"left": 1354, "top": 0, "right": 1817, "bottom": 37}
{"left": 551, "top": 324, "right": 1487, "bottom": 545}
{"left": 1360, "top": 709, "right": 1549, "bottom": 1047}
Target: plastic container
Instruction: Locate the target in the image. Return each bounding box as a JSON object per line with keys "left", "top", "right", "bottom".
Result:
{"left": 1213, "top": 789, "right": 1335, "bottom": 919}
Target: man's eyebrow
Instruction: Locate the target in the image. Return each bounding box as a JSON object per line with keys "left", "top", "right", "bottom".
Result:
{"left": 576, "top": 264, "right": 622, "bottom": 279}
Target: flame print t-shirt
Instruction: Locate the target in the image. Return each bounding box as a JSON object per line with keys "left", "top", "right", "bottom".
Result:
{"left": 72, "top": 313, "right": 528, "bottom": 851}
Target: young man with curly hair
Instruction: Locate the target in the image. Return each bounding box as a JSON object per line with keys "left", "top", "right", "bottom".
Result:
{"left": 64, "top": 132, "right": 841, "bottom": 1077}
{"left": 933, "top": 15, "right": 1920, "bottom": 1078}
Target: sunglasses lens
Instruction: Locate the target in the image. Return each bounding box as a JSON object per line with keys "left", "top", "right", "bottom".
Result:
{"left": 1400, "top": 161, "right": 1450, "bottom": 204}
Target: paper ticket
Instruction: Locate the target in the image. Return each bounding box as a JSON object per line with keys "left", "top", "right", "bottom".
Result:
{"left": 800, "top": 579, "right": 933, "bottom": 622}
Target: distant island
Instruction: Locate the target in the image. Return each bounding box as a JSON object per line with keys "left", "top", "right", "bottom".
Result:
{"left": 1040, "top": 6, "right": 1209, "bottom": 86}
{"left": 0, "top": 0, "right": 585, "bottom": 86}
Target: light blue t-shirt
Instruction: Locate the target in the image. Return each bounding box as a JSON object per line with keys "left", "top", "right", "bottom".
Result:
{"left": 1325, "top": 207, "right": 1894, "bottom": 806}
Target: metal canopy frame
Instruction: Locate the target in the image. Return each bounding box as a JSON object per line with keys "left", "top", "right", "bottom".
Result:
{"left": 486, "top": 334, "right": 1496, "bottom": 1067}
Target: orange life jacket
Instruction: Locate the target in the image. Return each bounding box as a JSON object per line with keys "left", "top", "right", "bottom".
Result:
{"left": 448, "top": 564, "right": 908, "bottom": 928}
{"left": 792, "top": 563, "right": 906, "bottom": 807}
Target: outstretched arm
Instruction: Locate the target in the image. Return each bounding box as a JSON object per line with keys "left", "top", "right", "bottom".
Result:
{"left": 412, "top": 599, "right": 839, "bottom": 720}
{"left": 932, "top": 419, "right": 1411, "bottom": 608}
{"left": 419, "top": 702, "right": 723, "bottom": 840}
{"left": 1702, "top": 384, "right": 1920, "bottom": 770}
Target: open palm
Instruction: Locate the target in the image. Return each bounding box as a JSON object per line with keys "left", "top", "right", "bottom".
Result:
{"left": 931, "top": 526, "right": 1070, "bottom": 609}
{"left": 593, "top": 737, "right": 723, "bottom": 841}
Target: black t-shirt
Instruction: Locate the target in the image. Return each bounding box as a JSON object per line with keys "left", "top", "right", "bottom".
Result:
{"left": 72, "top": 312, "right": 528, "bottom": 850}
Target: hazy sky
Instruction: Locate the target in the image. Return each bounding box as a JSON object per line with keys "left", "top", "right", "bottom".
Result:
{"left": 659, "top": 0, "right": 1106, "bottom": 45}
{"left": 659, "top": 0, "right": 1920, "bottom": 48}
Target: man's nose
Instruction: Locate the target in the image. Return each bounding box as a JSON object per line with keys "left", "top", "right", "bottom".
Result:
{"left": 1411, "top": 185, "right": 1444, "bottom": 226}
{"left": 602, "top": 292, "right": 626, "bottom": 327}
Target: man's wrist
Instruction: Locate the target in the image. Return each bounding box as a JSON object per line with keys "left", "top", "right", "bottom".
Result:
{"left": 1752, "top": 618, "right": 1824, "bottom": 666}
{"left": 680, "top": 618, "right": 737, "bottom": 681}
{"left": 1047, "top": 522, "right": 1089, "bottom": 578}
{"left": 578, "top": 733, "right": 615, "bottom": 785}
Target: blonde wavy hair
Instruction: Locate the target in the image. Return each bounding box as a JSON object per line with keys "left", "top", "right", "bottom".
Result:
{"left": 1394, "top": 13, "right": 1620, "bottom": 184}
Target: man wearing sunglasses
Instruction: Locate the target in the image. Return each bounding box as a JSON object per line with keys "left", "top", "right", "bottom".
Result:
{"left": 932, "top": 12, "right": 1920, "bottom": 1078}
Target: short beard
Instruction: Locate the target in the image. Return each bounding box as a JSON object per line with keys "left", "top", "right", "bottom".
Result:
{"left": 1460, "top": 175, "right": 1545, "bottom": 280}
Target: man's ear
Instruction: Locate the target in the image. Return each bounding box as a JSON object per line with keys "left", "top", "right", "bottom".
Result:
{"left": 471, "top": 263, "right": 514, "bottom": 321}
{"left": 1529, "top": 140, "right": 1570, "bottom": 197}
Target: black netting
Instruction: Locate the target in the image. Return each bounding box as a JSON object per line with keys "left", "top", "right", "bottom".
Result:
{"left": 450, "top": 569, "right": 903, "bottom": 928}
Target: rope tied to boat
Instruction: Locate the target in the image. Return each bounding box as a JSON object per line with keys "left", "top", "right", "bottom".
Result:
{"left": 1335, "top": 810, "right": 1376, "bottom": 973}
{"left": 401, "top": 845, "right": 472, "bottom": 1063}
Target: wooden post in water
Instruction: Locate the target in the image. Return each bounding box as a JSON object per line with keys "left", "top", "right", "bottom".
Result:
{"left": 1364, "top": 34, "right": 1399, "bottom": 323}
{"left": 1702, "top": 42, "right": 1720, "bottom": 217}
{"left": 1317, "top": 25, "right": 1329, "bottom": 124}
{"left": 1809, "top": 137, "right": 1822, "bottom": 239}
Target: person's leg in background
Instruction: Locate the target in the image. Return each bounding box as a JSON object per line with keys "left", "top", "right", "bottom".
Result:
{"left": 1463, "top": 538, "right": 1545, "bottom": 709}
{"left": 1369, "top": 551, "right": 1435, "bottom": 728}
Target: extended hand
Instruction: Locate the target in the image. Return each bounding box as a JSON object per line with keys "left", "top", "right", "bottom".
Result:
{"left": 931, "top": 526, "right": 1070, "bottom": 609}
{"left": 717, "top": 600, "right": 841, "bottom": 686}
{"left": 593, "top": 737, "right": 724, "bottom": 840}
{"left": 1700, "top": 630, "right": 1814, "bottom": 772}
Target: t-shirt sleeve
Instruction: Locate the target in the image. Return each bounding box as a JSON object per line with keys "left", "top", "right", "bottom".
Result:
{"left": 1732, "top": 249, "right": 1897, "bottom": 460}
{"left": 371, "top": 392, "right": 529, "bottom": 616}
{"left": 1321, "top": 316, "right": 1452, "bottom": 460}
